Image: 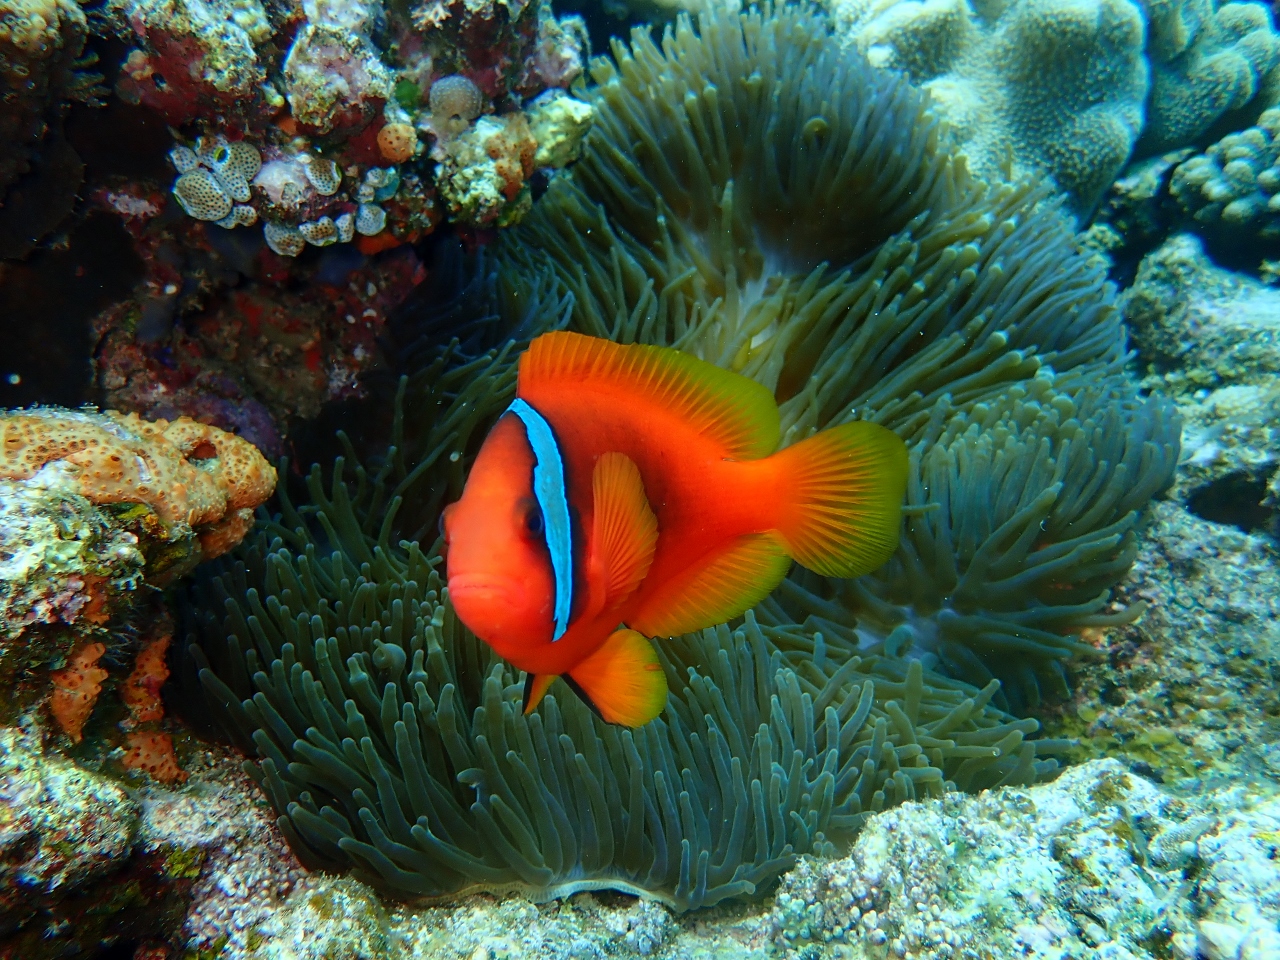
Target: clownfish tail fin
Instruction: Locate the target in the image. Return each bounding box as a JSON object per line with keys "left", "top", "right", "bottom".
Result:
{"left": 772, "top": 420, "right": 908, "bottom": 578}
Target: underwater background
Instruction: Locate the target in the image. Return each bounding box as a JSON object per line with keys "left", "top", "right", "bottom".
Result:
{"left": 2, "top": 0, "right": 1280, "bottom": 955}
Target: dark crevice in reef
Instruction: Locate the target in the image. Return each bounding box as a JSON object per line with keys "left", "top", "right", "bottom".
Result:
{"left": 1186, "top": 468, "right": 1278, "bottom": 536}
{"left": 0, "top": 212, "right": 144, "bottom": 410}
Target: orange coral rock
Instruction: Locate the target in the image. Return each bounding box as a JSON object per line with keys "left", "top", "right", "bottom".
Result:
{"left": 0, "top": 408, "right": 277, "bottom": 558}
{"left": 377, "top": 122, "right": 418, "bottom": 163}
{"left": 122, "top": 730, "right": 187, "bottom": 784}
{"left": 50, "top": 641, "right": 109, "bottom": 743}
{"left": 121, "top": 633, "right": 170, "bottom": 725}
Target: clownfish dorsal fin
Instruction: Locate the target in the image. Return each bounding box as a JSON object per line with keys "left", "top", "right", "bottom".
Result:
{"left": 522, "top": 673, "right": 557, "bottom": 715}
{"left": 566, "top": 628, "right": 668, "bottom": 726}
{"left": 590, "top": 452, "right": 658, "bottom": 607}
{"left": 519, "top": 331, "right": 781, "bottom": 459}
{"left": 629, "top": 532, "right": 793, "bottom": 639}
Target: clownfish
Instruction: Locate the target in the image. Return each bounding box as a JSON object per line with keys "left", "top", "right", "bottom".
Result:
{"left": 441, "top": 331, "right": 908, "bottom": 727}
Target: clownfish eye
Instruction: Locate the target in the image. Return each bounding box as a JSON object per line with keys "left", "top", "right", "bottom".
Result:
{"left": 519, "top": 498, "right": 545, "bottom": 538}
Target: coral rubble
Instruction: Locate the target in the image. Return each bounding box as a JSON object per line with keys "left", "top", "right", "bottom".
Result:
{"left": 771, "top": 757, "right": 1280, "bottom": 958}
{"left": 827, "top": 0, "right": 1280, "bottom": 216}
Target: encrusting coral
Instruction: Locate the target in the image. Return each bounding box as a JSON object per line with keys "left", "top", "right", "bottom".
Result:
{"left": 0, "top": 407, "right": 277, "bottom": 560}
{"left": 183, "top": 2, "right": 1172, "bottom": 913}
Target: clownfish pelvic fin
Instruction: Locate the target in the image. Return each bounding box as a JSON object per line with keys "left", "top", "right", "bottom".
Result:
{"left": 566, "top": 628, "right": 668, "bottom": 727}
{"left": 522, "top": 673, "right": 557, "bottom": 715}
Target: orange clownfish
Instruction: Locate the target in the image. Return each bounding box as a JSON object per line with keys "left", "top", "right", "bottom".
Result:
{"left": 441, "top": 331, "right": 908, "bottom": 727}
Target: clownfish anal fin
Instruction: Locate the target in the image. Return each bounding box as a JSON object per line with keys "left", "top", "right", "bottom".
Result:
{"left": 591, "top": 452, "right": 658, "bottom": 607}
{"left": 630, "top": 532, "right": 792, "bottom": 638}
{"left": 567, "top": 628, "right": 668, "bottom": 727}
{"left": 518, "top": 331, "right": 780, "bottom": 459}
{"left": 522, "top": 673, "right": 557, "bottom": 715}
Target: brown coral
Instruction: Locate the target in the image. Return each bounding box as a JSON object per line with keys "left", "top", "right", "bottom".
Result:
{"left": 0, "top": 408, "right": 276, "bottom": 559}
{"left": 49, "top": 641, "right": 108, "bottom": 742}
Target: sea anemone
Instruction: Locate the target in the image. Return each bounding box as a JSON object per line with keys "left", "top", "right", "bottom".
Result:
{"left": 188, "top": 0, "right": 1174, "bottom": 909}
{"left": 187, "top": 374, "right": 1065, "bottom": 909}
{"left": 497, "top": 3, "right": 1179, "bottom": 707}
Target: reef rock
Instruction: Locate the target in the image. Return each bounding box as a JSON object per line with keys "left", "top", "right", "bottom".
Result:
{"left": 1122, "top": 233, "right": 1280, "bottom": 514}
{"left": 771, "top": 758, "right": 1280, "bottom": 959}
{"left": 0, "top": 406, "right": 275, "bottom": 723}
{"left": 828, "top": 0, "right": 1280, "bottom": 216}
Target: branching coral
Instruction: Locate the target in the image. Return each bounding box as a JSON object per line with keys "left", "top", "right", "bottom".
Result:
{"left": 497, "top": 4, "right": 1179, "bottom": 708}
{"left": 187, "top": 403, "right": 1064, "bottom": 909}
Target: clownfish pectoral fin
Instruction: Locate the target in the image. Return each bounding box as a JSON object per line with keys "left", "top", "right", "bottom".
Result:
{"left": 565, "top": 628, "right": 668, "bottom": 727}
{"left": 771, "top": 420, "right": 908, "bottom": 578}
{"left": 522, "top": 673, "right": 558, "bottom": 715}
{"left": 518, "top": 331, "right": 781, "bottom": 459}
{"left": 629, "top": 532, "right": 793, "bottom": 639}
{"left": 591, "top": 452, "right": 658, "bottom": 606}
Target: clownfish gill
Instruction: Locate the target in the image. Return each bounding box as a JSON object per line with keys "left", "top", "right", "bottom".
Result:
{"left": 506, "top": 398, "right": 573, "bottom": 641}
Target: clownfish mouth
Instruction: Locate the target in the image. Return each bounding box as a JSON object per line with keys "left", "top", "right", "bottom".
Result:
{"left": 447, "top": 575, "right": 518, "bottom": 607}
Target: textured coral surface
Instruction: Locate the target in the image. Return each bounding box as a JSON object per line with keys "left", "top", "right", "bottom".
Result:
{"left": 0, "top": 407, "right": 276, "bottom": 557}
{"left": 828, "top": 0, "right": 1280, "bottom": 215}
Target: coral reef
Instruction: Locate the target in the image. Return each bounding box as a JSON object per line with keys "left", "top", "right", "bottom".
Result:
{"left": 826, "top": 0, "right": 1280, "bottom": 216}
{"left": 498, "top": 5, "right": 1179, "bottom": 707}
{"left": 106, "top": 0, "right": 594, "bottom": 251}
{"left": 87, "top": 194, "right": 426, "bottom": 453}
{"left": 1122, "top": 233, "right": 1280, "bottom": 514}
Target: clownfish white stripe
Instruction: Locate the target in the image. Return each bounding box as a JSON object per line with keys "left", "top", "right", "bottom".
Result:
{"left": 506, "top": 398, "right": 573, "bottom": 641}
